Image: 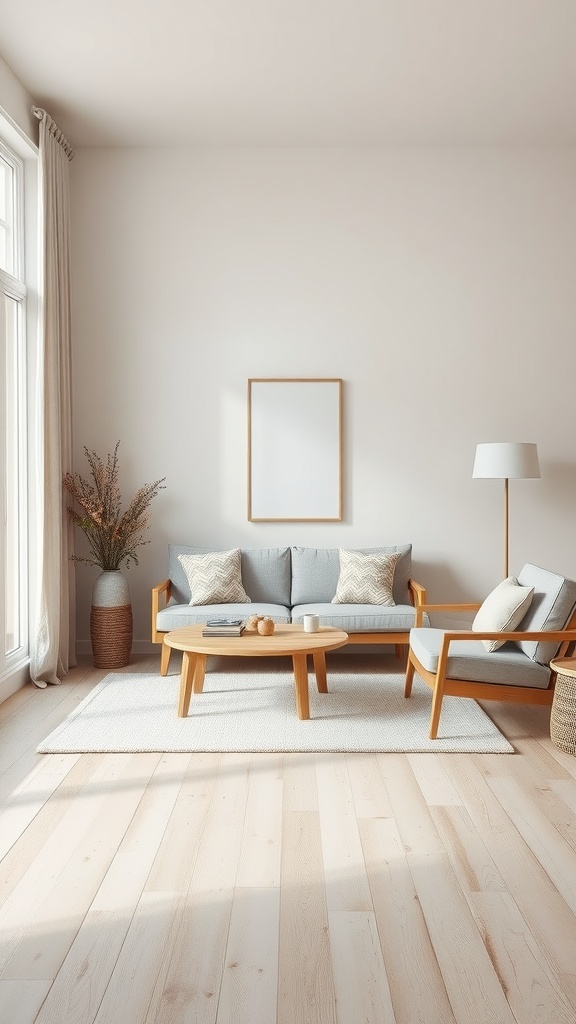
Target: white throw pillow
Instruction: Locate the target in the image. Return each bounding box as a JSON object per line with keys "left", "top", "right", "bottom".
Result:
{"left": 332, "top": 549, "right": 399, "bottom": 606}
{"left": 179, "top": 548, "right": 251, "bottom": 606}
{"left": 472, "top": 576, "right": 534, "bottom": 652}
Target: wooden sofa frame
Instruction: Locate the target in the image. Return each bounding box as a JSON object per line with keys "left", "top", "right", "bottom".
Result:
{"left": 405, "top": 600, "right": 576, "bottom": 739}
{"left": 152, "top": 578, "right": 428, "bottom": 675}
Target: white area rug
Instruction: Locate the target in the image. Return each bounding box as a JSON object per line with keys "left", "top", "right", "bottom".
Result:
{"left": 37, "top": 657, "right": 513, "bottom": 754}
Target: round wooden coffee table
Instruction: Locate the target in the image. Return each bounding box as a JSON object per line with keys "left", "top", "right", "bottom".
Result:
{"left": 163, "top": 623, "right": 349, "bottom": 720}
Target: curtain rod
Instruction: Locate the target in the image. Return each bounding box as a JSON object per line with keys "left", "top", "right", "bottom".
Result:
{"left": 32, "top": 106, "right": 75, "bottom": 159}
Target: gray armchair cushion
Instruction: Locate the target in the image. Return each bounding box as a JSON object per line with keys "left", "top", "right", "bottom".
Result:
{"left": 409, "top": 628, "right": 551, "bottom": 689}
{"left": 516, "top": 563, "right": 576, "bottom": 665}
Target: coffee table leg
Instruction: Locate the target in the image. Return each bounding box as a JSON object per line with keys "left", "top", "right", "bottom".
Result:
{"left": 192, "top": 654, "right": 208, "bottom": 693}
{"left": 178, "top": 653, "right": 208, "bottom": 717}
{"left": 313, "top": 651, "right": 328, "bottom": 693}
{"left": 292, "top": 652, "right": 310, "bottom": 720}
{"left": 178, "top": 651, "right": 195, "bottom": 717}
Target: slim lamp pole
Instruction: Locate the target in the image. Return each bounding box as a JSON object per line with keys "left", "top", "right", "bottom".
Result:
{"left": 473, "top": 443, "right": 540, "bottom": 580}
{"left": 503, "top": 477, "right": 509, "bottom": 578}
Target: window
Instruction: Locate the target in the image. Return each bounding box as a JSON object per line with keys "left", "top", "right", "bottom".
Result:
{"left": 0, "top": 131, "right": 33, "bottom": 683}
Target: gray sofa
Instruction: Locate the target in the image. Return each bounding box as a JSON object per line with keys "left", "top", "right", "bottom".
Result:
{"left": 152, "top": 543, "right": 427, "bottom": 674}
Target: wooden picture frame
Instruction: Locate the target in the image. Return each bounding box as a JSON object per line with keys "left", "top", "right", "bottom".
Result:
{"left": 248, "top": 378, "right": 343, "bottom": 522}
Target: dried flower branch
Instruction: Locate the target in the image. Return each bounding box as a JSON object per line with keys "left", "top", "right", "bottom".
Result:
{"left": 63, "top": 442, "right": 166, "bottom": 570}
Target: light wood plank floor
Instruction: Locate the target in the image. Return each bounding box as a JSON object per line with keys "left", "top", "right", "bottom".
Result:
{"left": 1, "top": 653, "right": 576, "bottom": 1024}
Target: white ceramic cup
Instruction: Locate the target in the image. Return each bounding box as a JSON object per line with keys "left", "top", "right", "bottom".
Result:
{"left": 303, "top": 614, "right": 320, "bottom": 633}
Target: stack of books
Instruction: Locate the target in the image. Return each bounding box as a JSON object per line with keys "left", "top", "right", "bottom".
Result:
{"left": 201, "top": 617, "right": 246, "bottom": 637}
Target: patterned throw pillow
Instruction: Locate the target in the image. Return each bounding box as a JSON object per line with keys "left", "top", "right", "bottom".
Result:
{"left": 331, "top": 549, "right": 400, "bottom": 606}
{"left": 178, "top": 549, "right": 251, "bottom": 606}
{"left": 472, "top": 576, "right": 534, "bottom": 652}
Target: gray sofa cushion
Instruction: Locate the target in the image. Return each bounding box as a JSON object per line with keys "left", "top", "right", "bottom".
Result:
{"left": 515, "top": 563, "right": 576, "bottom": 665}
{"left": 290, "top": 545, "right": 412, "bottom": 606}
{"left": 291, "top": 603, "right": 425, "bottom": 632}
{"left": 241, "top": 547, "right": 292, "bottom": 605}
{"left": 168, "top": 545, "right": 291, "bottom": 606}
{"left": 409, "top": 628, "right": 551, "bottom": 689}
{"left": 157, "top": 602, "right": 290, "bottom": 632}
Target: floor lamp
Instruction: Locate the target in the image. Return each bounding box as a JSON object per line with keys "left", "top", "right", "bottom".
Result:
{"left": 472, "top": 442, "right": 540, "bottom": 579}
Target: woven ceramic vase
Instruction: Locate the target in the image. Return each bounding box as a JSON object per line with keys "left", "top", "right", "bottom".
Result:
{"left": 90, "top": 570, "right": 133, "bottom": 669}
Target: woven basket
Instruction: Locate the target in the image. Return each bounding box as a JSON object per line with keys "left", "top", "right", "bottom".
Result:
{"left": 550, "top": 672, "right": 576, "bottom": 755}
{"left": 90, "top": 604, "right": 133, "bottom": 669}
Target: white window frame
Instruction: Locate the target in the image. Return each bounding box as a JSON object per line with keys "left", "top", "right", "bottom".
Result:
{"left": 0, "top": 110, "right": 39, "bottom": 699}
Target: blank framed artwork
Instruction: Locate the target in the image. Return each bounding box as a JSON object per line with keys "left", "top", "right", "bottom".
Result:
{"left": 248, "top": 378, "right": 343, "bottom": 522}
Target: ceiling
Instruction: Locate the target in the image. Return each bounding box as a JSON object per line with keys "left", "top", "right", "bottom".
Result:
{"left": 2, "top": 1, "right": 576, "bottom": 148}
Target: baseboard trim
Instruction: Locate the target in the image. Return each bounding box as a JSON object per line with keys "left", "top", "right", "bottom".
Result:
{"left": 76, "top": 640, "right": 156, "bottom": 656}
{"left": 0, "top": 660, "right": 31, "bottom": 702}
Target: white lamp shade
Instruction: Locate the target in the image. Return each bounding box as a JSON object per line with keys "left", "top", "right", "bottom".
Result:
{"left": 472, "top": 442, "right": 540, "bottom": 479}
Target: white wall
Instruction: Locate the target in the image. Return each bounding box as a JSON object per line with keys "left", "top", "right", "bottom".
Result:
{"left": 70, "top": 147, "right": 576, "bottom": 651}
{"left": 0, "top": 55, "right": 36, "bottom": 142}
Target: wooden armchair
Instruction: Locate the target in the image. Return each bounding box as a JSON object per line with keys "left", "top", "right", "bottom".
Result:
{"left": 405, "top": 563, "right": 576, "bottom": 739}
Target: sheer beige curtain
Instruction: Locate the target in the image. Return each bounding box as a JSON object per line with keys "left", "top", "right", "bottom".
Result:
{"left": 30, "top": 107, "right": 76, "bottom": 687}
